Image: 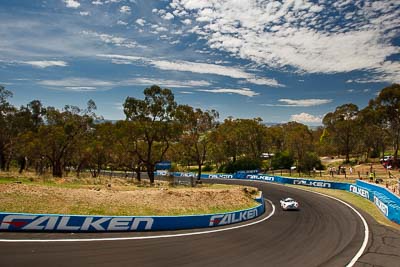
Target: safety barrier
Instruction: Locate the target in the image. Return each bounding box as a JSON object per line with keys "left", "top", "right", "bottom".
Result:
{"left": 355, "top": 180, "right": 400, "bottom": 224}
{"left": 0, "top": 195, "right": 265, "bottom": 232}
{"left": 160, "top": 171, "right": 400, "bottom": 225}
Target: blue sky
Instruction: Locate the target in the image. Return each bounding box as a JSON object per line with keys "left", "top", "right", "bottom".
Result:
{"left": 0, "top": 0, "right": 399, "bottom": 125}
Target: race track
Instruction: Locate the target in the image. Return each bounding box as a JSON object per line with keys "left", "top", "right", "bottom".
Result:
{"left": 1, "top": 179, "right": 399, "bottom": 266}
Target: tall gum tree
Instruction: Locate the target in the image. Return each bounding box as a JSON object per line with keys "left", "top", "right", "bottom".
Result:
{"left": 34, "top": 101, "right": 97, "bottom": 177}
{"left": 175, "top": 105, "right": 219, "bottom": 180}
{"left": 0, "top": 86, "right": 15, "bottom": 170}
{"left": 370, "top": 84, "right": 400, "bottom": 167}
{"left": 123, "top": 85, "right": 180, "bottom": 184}
{"left": 323, "top": 104, "right": 360, "bottom": 163}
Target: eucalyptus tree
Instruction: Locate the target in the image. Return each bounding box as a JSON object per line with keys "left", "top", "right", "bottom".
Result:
{"left": 323, "top": 104, "right": 360, "bottom": 163}
{"left": 235, "top": 118, "right": 268, "bottom": 160}
{"left": 212, "top": 118, "right": 241, "bottom": 163}
{"left": 84, "top": 121, "right": 116, "bottom": 178}
{"left": 0, "top": 86, "right": 16, "bottom": 170}
{"left": 282, "top": 122, "right": 314, "bottom": 168}
{"left": 370, "top": 84, "right": 400, "bottom": 166}
{"left": 13, "top": 100, "right": 46, "bottom": 173}
{"left": 114, "top": 120, "right": 143, "bottom": 181}
{"left": 175, "top": 105, "right": 219, "bottom": 179}
{"left": 123, "top": 85, "right": 181, "bottom": 184}
{"left": 357, "top": 104, "right": 388, "bottom": 160}
{"left": 33, "top": 100, "right": 97, "bottom": 177}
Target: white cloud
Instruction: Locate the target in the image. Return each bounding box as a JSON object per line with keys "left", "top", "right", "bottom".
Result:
{"left": 22, "top": 60, "right": 68, "bottom": 68}
{"left": 37, "top": 76, "right": 210, "bottom": 90}
{"left": 149, "top": 60, "right": 281, "bottom": 86}
{"left": 171, "top": 0, "right": 400, "bottom": 83}
{"left": 82, "top": 31, "right": 137, "bottom": 48}
{"left": 182, "top": 19, "right": 192, "bottom": 25}
{"left": 290, "top": 113, "right": 322, "bottom": 123}
{"left": 120, "top": 5, "right": 131, "bottom": 14}
{"left": 135, "top": 18, "right": 146, "bottom": 26}
{"left": 92, "top": 0, "right": 103, "bottom": 5}
{"left": 38, "top": 78, "right": 115, "bottom": 88}
{"left": 197, "top": 88, "right": 259, "bottom": 97}
{"left": 79, "top": 11, "right": 90, "bottom": 16}
{"left": 162, "top": 13, "right": 174, "bottom": 20}
{"left": 64, "top": 0, "right": 80, "bottom": 8}
{"left": 117, "top": 20, "right": 128, "bottom": 26}
{"left": 97, "top": 54, "right": 283, "bottom": 87}
{"left": 64, "top": 86, "right": 97, "bottom": 91}
{"left": 278, "top": 99, "right": 332, "bottom": 107}
{"left": 97, "top": 54, "right": 142, "bottom": 61}
{"left": 122, "top": 78, "right": 211, "bottom": 88}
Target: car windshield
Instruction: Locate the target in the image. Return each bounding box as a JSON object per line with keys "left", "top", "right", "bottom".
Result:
{"left": 284, "top": 198, "right": 294, "bottom": 202}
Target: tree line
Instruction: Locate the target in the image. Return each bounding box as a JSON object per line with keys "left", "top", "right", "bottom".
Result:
{"left": 0, "top": 84, "right": 399, "bottom": 183}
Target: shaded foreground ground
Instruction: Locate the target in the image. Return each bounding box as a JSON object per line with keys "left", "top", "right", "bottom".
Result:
{"left": 0, "top": 180, "right": 259, "bottom": 216}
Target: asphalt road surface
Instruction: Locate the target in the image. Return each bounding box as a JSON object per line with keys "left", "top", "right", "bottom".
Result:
{"left": 1, "top": 179, "right": 399, "bottom": 267}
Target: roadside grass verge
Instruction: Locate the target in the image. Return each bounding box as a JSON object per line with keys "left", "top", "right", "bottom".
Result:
{"left": 288, "top": 185, "right": 400, "bottom": 231}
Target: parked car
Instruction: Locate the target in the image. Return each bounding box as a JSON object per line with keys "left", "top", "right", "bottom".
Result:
{"left": 280, "top": 197, "right": 300, "bottom": 210}
{"left": 380, "top": 155, "right": 392, "bottom": 163}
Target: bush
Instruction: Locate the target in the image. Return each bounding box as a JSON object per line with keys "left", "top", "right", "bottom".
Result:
{"left": 219, "top": 158, "right": 262, "bottom": 173}
{"left": 202, "top": 164, "right": 213, "bottom": 172}
{"left": 298, "top": 152, "right": 324, "bottom": 172}
{"left": 271, "top": 151, "right": 294, "bottom": 169}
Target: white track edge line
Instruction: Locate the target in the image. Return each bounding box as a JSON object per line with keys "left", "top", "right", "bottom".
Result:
{"left": 0, "top": 199, "right": 275, "bottom": 243}
{"left": 286, "top": 186, "right": 369, "bottom": 267}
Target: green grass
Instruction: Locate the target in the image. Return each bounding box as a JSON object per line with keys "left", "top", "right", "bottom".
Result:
{"left": 288, "top": 185, "right": 400, "bottom": 231}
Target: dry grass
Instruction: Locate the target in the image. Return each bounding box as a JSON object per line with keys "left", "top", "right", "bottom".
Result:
{"left": 0, "top": 176, "right": 259, "bottom": 216}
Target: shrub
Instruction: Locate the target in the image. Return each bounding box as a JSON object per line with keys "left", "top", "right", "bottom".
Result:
{"left": 202, "top": 164, "right": 213, "bottom": 172}
{"left": 220, "top": 158, "right": 262, "bottom": 173}
{"left": 298, "top": 152, "right": 324, "bottom": 172}
{"left": 271, "top": 151, "right": 294, "bottom": 169}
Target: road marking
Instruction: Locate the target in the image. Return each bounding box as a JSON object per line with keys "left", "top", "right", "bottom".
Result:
{"left": 0, "top": 199, "right": 275, "bottom": 243}
{"left": 285, "top": 186, "right": 369, "bottom": 267}
{"left": 210, "top": 179, "right": 369, "bottom": 267}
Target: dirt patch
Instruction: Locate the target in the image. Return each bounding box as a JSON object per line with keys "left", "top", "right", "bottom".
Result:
{"left": 0, "top": 183, "right": 259, "bottom": 216}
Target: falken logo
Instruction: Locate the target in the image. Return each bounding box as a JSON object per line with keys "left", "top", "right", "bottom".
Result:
{"left": 349, "top": 185, "right": 370, "bottom": 199}
{"left": 293, "top": 180, "right": 331, "bottom": 188}
{"left": 0, "top": 215, "right": 154, "bottom": 231}
{"left": 374, "top": 196, "right": 389, "bottom": 216}
{"left": 208, "top": 174, "right": 233, "bottom": 179}
{"left": 209, "top": 209, "right": 258, "bottom": 226}
{"left": 249, "top": 175, "right": 274, "bottom": 182}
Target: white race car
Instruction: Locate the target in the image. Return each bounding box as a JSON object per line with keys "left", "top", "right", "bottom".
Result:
{"left": 280, "top": 197, "right": 299, "bottom": 210}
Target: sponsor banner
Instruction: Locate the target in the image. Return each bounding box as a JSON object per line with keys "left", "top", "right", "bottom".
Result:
{"left": 356, "top": 180, "right": 400, "bottom": 205}
{"left": 349, "top": 185, "right": 373, "bottom": 201}
{"left": 374, "top": 195, "right": 389, "bottom": 216}
{"left": 155, "top": 161, "right": 172, "bottom": 170}
{"left": 234, "top": 170, "right": 259, "bottom": 179}
{"left": 202, "top": 173, "right": 234, "bottom": 179}
{"left": 0, "top": 200, "right": 265, "bottom": 232}
{"left": 155, "top": 170, "right": 169, "bottom": 176}
{"left": 246, "top": 174, "right": 275, "bottom": 182}
{"left": 292, "top": 179, "right": 332, "bottom": 188}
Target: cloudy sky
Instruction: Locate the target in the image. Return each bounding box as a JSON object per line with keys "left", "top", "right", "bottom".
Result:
{"left": 0, "top": 0, "right": 399, "bottom": 125}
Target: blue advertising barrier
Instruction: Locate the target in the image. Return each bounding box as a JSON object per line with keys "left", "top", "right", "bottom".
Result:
{"left": 173, "top": 171, "right": 399, "bottom": 225}
{"left": 0, "top": 196, "right": 265, "bottom": 232}
{"left": 356, "top": 180, "right": 400, "bottom": 224}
